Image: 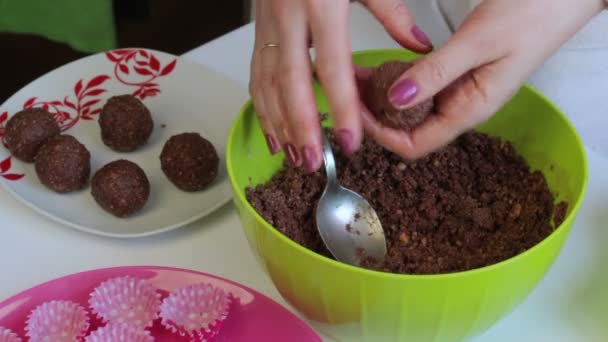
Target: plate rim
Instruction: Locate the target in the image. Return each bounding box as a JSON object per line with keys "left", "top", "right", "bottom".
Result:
{"left": 0, "top": 265, "right": 258, "bottom": 305}
{"left": 0, "top": 47, "right": 234, "bottom": 238}
{"left": 0, "top": 265, "right": 321, "bottom": 340}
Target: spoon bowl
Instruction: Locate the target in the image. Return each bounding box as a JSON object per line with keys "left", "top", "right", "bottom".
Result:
{"left": 315, "top": 128, "right": 387, "bottom": 266}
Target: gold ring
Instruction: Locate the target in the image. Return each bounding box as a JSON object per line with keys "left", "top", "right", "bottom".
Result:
{"left": 261, "top": 43, "right": 280, "bottom": 51}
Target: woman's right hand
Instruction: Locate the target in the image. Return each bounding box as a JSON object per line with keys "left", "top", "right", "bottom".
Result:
{"left": 359, "top": 0, "right": 604, "bottom": 160}
{"left": 249, "top": 0, "right": 433, "bottom": 173}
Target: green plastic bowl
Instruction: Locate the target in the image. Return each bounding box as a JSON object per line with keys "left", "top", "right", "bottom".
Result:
{"left": 227, "top": 49, "right": 588, "bottom": 341}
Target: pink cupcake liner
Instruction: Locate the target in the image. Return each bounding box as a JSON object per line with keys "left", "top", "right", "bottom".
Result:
{"left": 25, "top": 300, "right": 89, "bottom": 342}
{"left": 159, "top": 283, "right": 233, "bottom": 341}
{"left": 89, "top": 276, "right": 161, "bottom": 327}
{"left": 0, "top": 327, "right": 22, "bottom": 342}
{"left": 84, "top": 323, "right": 154, "bottom": 342}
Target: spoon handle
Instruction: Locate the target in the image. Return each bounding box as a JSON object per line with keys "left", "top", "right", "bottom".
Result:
{"left": 320, "top": 127, "right": 338, "bottom": 187}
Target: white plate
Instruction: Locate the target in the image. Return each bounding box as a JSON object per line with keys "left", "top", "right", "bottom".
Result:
{"left": 0, "top": 48, "right": 246, "bottom": 238}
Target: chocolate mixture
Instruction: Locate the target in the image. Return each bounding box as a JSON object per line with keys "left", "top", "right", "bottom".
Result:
{"left": 160, "top": 132, "right": 219, "bottom": 192}
{"left": 98, "top": 95, "right": 153, "bottom": 152}
{"left": 247, "top": 131, "right": 568, "bottom": 274}
{"left": 35, "top": 135, "right": 90, "bottom": 193}
{"left": 4, "top": 108, "right": 60, "bottom": 162}
{"left": 365, "top": 61, "right": 434, "bottom": 131}
{"left": 91, "top": 159, "right": 150, "bottom": 218}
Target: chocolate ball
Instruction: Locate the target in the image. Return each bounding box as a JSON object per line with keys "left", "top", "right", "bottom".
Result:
{"left": 99, "top": 95, "right": 153, "bottom": 152}
{"left": 35, "top": 135, "right": 90, "bottom": 193}
{"left": 366, "top": 61, "right": 434, "bottom": 131}
{"left": 160, "top": 133, "right": 219, "bottom": 191}
{"left": 91, "top": 160, "right": 150, "bottom": 218}
{"left": 4, "top": 108, "right": 60, "bottom": 162}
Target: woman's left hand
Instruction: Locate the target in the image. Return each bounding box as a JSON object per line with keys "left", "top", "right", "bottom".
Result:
{"left": 249, "top": 0, "right": 433, "bottom": 173}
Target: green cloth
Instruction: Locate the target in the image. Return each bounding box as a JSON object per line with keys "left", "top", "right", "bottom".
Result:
{"left": 0, "top": 0, "right": 116, "bottom": 53}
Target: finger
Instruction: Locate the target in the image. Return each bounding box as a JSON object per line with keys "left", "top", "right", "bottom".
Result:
{"left": 354, "top": 64, "right": 373, "bottom": 81}
{"left": 402, "top": 59, "right": 522, "bottom": 158}
{"left": 387, "top": 34, "right": 482, "bottom": 111}
{"left": 360, "top": 0, "right": 433, "bottom": 52}
{"left": 250, "top": 0, "right": 281, "bottom": 154}
{"left": 258, "top": 3, "right": 301, "bottom": 166}
{"left": 353, "top": 64, "right": 373, "bottom": 110}
{"left": 250, "top": 79, "right": 281, "bottom": 154}
{"left": 307, "top": 0, "right": 363, "bottom": 156}
{"left": 360, "top": 103, "right": 415, "bottom": 157}
{"left": 275, "top": 0, "right": 321, "bottom": 173}
{"left": 362, "top": 78, "right": 481, "bottom": 160}
{"left": 368, "top": 59, "right": 514, "bottom": 159}
{"left": 251, "top": 47, "right": 281, "bottom": 154}
{"left": 261, "top": 47, "right": 300, "bottom": 166}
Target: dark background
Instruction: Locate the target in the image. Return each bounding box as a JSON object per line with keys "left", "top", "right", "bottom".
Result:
{"left": 0, "top": 0, "right": 249, "bottom": 102}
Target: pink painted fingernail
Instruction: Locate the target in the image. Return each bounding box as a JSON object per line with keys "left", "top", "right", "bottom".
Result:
{"left": 336, "top": 129, "right": 355, "bottom": 156}
{"left": 389, "top": 79, "right": 418, "bottom": 107}
{"left": 302, "top": 145, "right": 318, "bottom": 174}
{"left": 412, "top": 25, "right": 433, "bottom": 48}
{"left": 285, "top": 144, "right": 301, "bottom": 167}
{"left": 265, "top": 134, "right": 280, "bottom": 154}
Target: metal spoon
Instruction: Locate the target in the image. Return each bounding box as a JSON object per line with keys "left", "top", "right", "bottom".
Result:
{"left": 315, "top": 128, "right": 387, "bottom": 266}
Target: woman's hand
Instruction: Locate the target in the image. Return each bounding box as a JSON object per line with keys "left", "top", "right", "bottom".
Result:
{"left": 361, "top": 0, "right": 605, "bottom": 159}
{"left": 249, "top": 0, "right": 433, "bottom": 173}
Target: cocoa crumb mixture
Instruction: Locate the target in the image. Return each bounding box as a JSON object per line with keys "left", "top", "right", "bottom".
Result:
{"left": 246, "top": 131, "right": 568, "bottom": 275}
{"left": 365, "top": 61, "right": 434, "bottom": 131}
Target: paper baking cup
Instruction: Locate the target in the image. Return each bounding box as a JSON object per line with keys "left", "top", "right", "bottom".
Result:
{"left": 159, "top": 283, "right": 233, "bottom": 341}
{"left": 0, "top": 327, "right": 21, "bottom": 342}
{"left": 84, "top": 323, "right": 153, "bottom": 342}
{"left": 89, "top": 276, "right": 161, "bottom": 327}
{"left": 25, "top": 300, "right": 89, "bottom": 342}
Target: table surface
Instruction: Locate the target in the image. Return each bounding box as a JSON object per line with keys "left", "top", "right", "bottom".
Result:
{"left": 2, "top": 4, "right": 606, "bottom": 342}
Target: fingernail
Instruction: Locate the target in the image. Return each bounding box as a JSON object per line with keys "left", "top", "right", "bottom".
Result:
{"left": 389, "top": 79, "right": 418, "bottom": 107}
{"left": 412, "top": 25, "right": 433, "bottom": 48}
{"left": 302, "top": 145, "right": 318, "bottom": 174}
{"left": 265, "top": 134, "right": 280, "bottom": 154}
{"left": 336, "top": 129, "right": 355, "bottom": 156}
{"left": 285, "top": 144, "right": 301, "bottom": 167}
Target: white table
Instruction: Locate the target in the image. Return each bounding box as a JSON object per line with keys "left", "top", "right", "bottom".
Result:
{"left": 2, "top": 5, "right": 606, "bottom": 342}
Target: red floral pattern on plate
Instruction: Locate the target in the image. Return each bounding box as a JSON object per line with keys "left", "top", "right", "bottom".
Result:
{"left": 106, "top": 48, "right": 177, "bottom": 100}
{"left": 0, "top": 76, "right": 109, "bottom": 182}
{"left": 0, "top": 111, "right": 8, "bottom": 148}
{"left": 0, "top": 75, "right": 110, "bottom": 181}
{"left": 0, "top": 48, "right": 176, "bottom": 183}
{"left": 0, "top": 112, "right": 24, "bottom": 181}
{"left": 0, "top": 156, "right": 24, "bottom": 181}
{"left": 23, "top": 74, "right": 110, "bottom": 132}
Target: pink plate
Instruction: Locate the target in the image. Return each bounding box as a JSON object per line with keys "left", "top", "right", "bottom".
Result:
{"left": 0, "top": 266, "right": 322, "bottom": 341}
